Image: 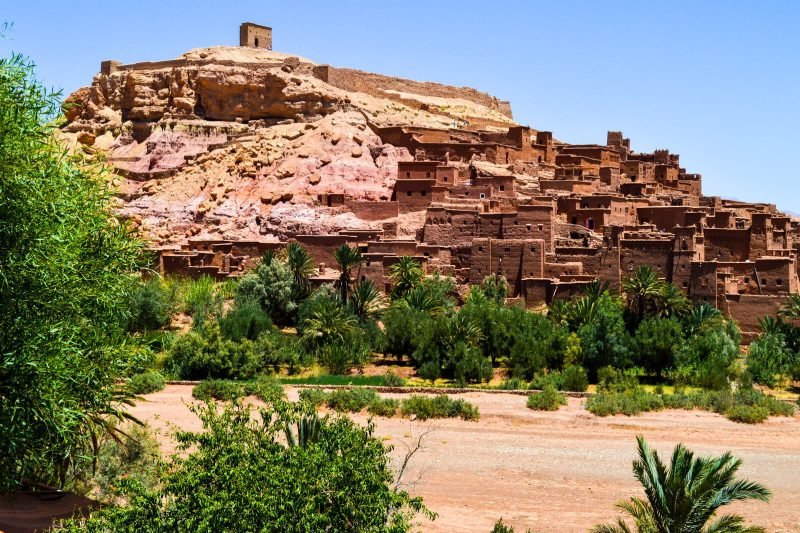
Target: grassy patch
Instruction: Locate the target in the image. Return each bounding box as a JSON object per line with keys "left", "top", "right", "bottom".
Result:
{"left": 192, "top": 377, "right": 285, "bottom": 402}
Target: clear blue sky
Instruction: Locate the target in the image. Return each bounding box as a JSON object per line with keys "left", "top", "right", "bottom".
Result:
{"left": 4, "top": 1, "right": 799, "bottom": 213}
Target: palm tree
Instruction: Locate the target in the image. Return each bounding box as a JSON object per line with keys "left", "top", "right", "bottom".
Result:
{"left": 285, "top": 242, "right": 315, "bottom": 301}
{"left": 757, "top": 315, "right": 783, "bottom": 335}
{"left": 593, "top": 435, "right": 770, "bottom": 533}
{"left": 332, "top": 244, "right": 362, "bottom": 305}
{"left": 654, "top": 283, "right": 691, "bottom": 319}
{"left": 388, "top": 256, "right": 424, "bottom": 299}
{"left": 300, "top": 297, "right": 357, "bottom": 349}
{"left": 397, "top": 284, "right": 446, "bottom": 316}
{"left": 684, "top": 303, "right": 722, "bottom": 335}
{"left": 623, "top": 266, "right": 666, "bottom": 323}
{"left": 778, "top": 293, "right": 800, "bottom": 321}
{"left": 349, "top": 279, "right": 385, "bottom": 321}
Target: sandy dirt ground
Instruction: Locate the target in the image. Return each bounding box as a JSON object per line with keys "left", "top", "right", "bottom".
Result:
{"left": 130, "top": 385, "right": 800, "bottom": 533}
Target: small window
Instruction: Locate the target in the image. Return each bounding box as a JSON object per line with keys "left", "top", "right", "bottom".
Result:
{"left": 762, "top": 279, "right": 768, "bottom": 285}
{"left": 504, "top": 247, "right": 510, "bottom": 253}
{"left": 443, "top": 177, "right": 448, "bottom": 182}
{"left": 499, "top": 185, "right": 505, "bottom": 192}
{"left": 538, "top": 224, "right": 543, "bottom": 231}
{"left": 406, "top": 171, "right": 411, "bottom": 178}
{"left": 361, "top": 275, "right": 366, "bottom": 281}
{"left": 777, "top": 279, "right": 783, "bottom": 286}
{"left": 744, "top": 277, "right": 750, "bottom": 284}
{"left": 682, "top": 281, "right": 688, "bottom": 288}
{"left": 479, "top": 193, "right": 485, "bottom": 199}
{"left": 478, "top": 246, "right": 483, "bottom": 252}
{"left": 426, "top": 172, "right": 431, "bottom": 178}
{"left": 407, "top": 191, "right": 412, "bottom": 196}
{"left": 530, "top": 247, "right": 536, "bottom": 252}
{"left": 526, "top": 224, "right": 532, "bottom": 231}
{"left": 421, "top": 191, "right": 427, "bottom": 196}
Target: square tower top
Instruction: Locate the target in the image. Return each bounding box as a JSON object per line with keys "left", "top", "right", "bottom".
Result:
{"left": 240, "top": 22, "right": 272, "bottom": 50}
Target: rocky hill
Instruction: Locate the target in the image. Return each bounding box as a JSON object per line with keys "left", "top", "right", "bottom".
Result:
{"left": 61, "top": 46, "right": 516, "bottom": 245}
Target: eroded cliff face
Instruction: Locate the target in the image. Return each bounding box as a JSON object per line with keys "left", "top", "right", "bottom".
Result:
{"left": 61, "top": 46, "right": 516, "bottom": 245}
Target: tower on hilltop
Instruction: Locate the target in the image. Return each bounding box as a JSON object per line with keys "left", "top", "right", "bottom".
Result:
{"left": 240, "top": 22, "right": 272, "bottom": 50}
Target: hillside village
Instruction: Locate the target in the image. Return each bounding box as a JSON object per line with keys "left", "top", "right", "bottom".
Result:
{"left": 62, "top": 23, "right": 800, "bottom": 339}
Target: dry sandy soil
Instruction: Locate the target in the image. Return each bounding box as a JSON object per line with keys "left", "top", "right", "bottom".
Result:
{"left": 131, "top": 385, "right": 800, "bottom": 533}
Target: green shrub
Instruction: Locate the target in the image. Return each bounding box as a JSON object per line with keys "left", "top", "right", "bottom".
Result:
{"left": 127, "top": 371, "right": 166, "bottom": 395}
{"left": 633, "top": 317, "right": 683, "bottom": 376}
{"left": 383, "top": 372, "right": 406, "bottom": 387}
{"left": 367, "top": 398, "right": 400, "bottom": 417}
{"left": 236, "top": 255, "right": 297, "bottom": 326}
{"left": 498, "top": 377, "right": 527, "bottom": 390}
{"left": 166, "top": 324, "right": 270, "bottom": 380}
{"left": 325, "top": 389, "right": 378, "bottom": 412}
{"left": 747, "top": 331, "right": 795, "bottom": 387}
{"left": 126, "top": 277, "right": 174, "bottom": 332}
{"left": 298, "top": 388, "right": 329, "bottom": 407}
{"left": 317, "top": 341, "right": 370, "bottom": 375}
{"left": 530, "top": 370, "right": 562, "bottom": 391}
{"left": 725, "top": 405, "right": 770, "bottom": 424}
{"left": 675, "top": 327, "right": 739, "bottom": 390}
{"left": 192, "top": 380, "right": 246, "bottom": 402}
{"left": 219, "top": 298, "right": 272, "bottom": 342}
{"left": 182, "top": 276, "right": 217, "bottom": 326}
{"left": 586, "top": 390, "right": 664, "bottom": 417}
{"left": 597, "top": 366, "right": 640, "bottom": 393}
{"left": 561, "top": 365, "right": 589, "bottom": 392}
{"left": 250, "top": 376, "right": 285, "bottom": 402}
{"left": 527, "top": 384, "right": 567, "bottom": 411}
{"left": 400, "top": 395, "right": 479, "bottom": 421}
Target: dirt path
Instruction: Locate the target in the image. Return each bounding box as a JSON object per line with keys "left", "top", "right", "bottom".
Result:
{"left": 130, "top": 386, "right": 800, "bottom": 532}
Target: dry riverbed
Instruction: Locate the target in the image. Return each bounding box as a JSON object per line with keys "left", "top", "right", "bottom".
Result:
{"left": 130, "top": 385, "right": 800, "bottom": 532}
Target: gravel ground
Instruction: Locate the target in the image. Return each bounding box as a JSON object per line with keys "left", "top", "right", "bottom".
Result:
{"left": 131, "top": 386, "right": 800, "bottom": 532}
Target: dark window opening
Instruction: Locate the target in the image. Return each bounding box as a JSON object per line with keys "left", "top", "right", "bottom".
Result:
{"left": 255, "top": 37, "right": 260, "bottom": 47}
{"left": 682, "top": 281, "right": 688, "bottom": 288}
{"left": 421, "top": 191, "right": 427, "bottom": 196}
{"left": 777, "top": 279, "right": 783, "bottom": 286}
{"left": 407, "top": 191, "right": 412, "bottom": 196}
{"left": 499, "top": 185, "right": 505, "bottom": 192}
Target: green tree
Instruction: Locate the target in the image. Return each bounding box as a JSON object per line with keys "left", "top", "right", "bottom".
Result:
{"left": 0, "top": 54, "right": 144, "bottom": 490}
{"left": 480, "top": 274, "right": 509, "bottom": 303}
{"left": 654, "top": 283, "right": 691, "bottom": 319}
{"left": 285, "top": 242, "right": 315, "bottom": 302}
{"left": 65, "top": 401, "right": 433, "bottom": 531}
{"left": 634, "top": 317, "right": 683, "bottom": 377}
{"left": 388, "top": 256, "right": 424, "bottom": 299}
{"left": 778, "top": 293, "right": 800, "bottom": 321}
{"left": 349, "top": 279, "right": 385, "bottom": 322}
{"left": 747, "top": 331, "right": 795, "bottom": 387}
{"left": 236, "top": 252, "right": 296, "bottom": 326}
{"left": 333, "top": 244, "right": 363, "bottom": 305}
{"left": 593, "top": 435, "right": 770, "bottom": 533}
{"left": 622, "top": 266, "right": 667, "bottom": 323}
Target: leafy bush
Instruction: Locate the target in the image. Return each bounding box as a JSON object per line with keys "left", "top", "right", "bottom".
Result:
{"left": 298, "top": 388, "right": 329, "bottom": 407}
{"left": 368, "top": 398, "right": 400, "bottom": 417}
{"left": 236, "top": 254, "right": 297, "bottom": 326}
{"left": 325, "top": 388, "right": 378, "bottom": 412}
{"left": 317, "top": 340, "right": 370, "bottom": 375}
{"left": 193, "top": 380, "right": 247, "bottom": 402}
{"left": 383, "top": 372, "right": 406, "bottom": 387}
{"left": 725, "top": 405, "right": 769, "bottom": 424}
{"left": 526, "top": 384, "right": 567, "bottom": 411}
{"left": 400, "top": 395, "right": 479, "bottom": 421}
{"left": 561, "top": 365, "right": 589, "bottom": 392}
{"left": 586, "top": 389, "right": 665, "bottom": 417}
{"left": 126, "top": 277, "right": 174, "bottom": 332}
{"left": 219, "top": 297, "right": 272, "bottom": 342}
{"left": 675, "top": 327, "right": 739, "bottom": 389}
{"left": 498, "top": 377, "right": 527, "bottom": 390}
{"left": 633, "top": 317, "right": 683, "bottom": 376}
{"left": 596, "top": 366, "right": 640, "bottom": 393}
{"left": 126, "top": 371, "right": 166, "bottom": 395}
{"left": 192, "top": 377, "right": 285, "bottom": 403}
{"left": 66, "top": 401, "right": 431, "bottom": 531}
{"left": 166, "top": 324, "right": 263, "bottom": 380}
{"left": 747, "top": 331, "right": 796, "bottom": 387}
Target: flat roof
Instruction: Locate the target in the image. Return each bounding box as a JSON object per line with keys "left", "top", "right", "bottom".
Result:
{"left": 241, "top": 22, "right": 272, "bottom": 30}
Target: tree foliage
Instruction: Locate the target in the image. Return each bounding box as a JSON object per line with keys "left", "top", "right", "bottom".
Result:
{"left": 65, "top": 401, "right": 433, "bottom": 532}
{"left": 0, "top": 54, "right": 145, "bottom": 490}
